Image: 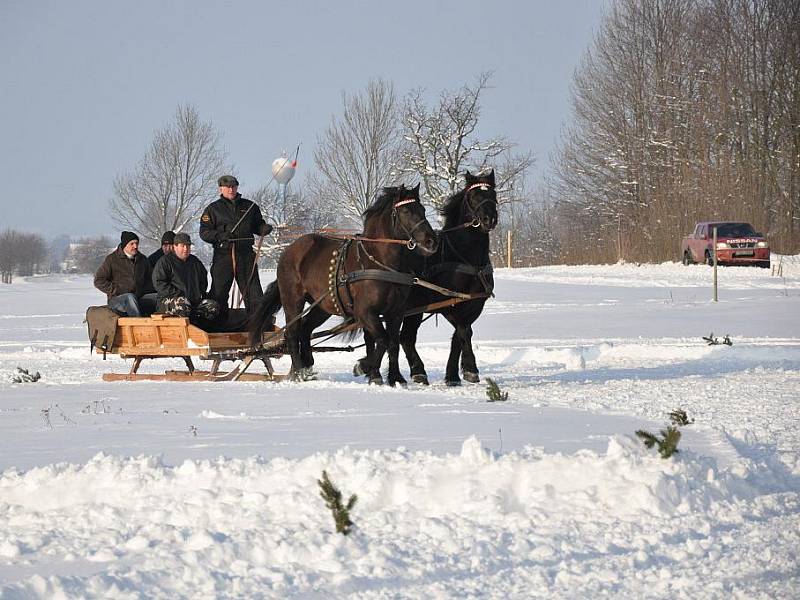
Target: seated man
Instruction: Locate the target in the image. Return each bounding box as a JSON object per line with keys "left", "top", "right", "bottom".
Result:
{"left": 152, "top": 232, "right": 220, "bottom": 323}
{"left": 148, "top": 230, "right": 175, "bottom": 268}
{"left": 94, "top": 231, "right": 156, "bottom": 316}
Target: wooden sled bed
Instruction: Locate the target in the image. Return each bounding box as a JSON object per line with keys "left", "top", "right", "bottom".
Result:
{"left": 96, "top": 314, "right": 285, "bottom": 382}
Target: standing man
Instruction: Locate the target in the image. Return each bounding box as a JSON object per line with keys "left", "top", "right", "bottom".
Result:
{"left": 199, "top": 175, "right": 272, "bottom": 314}
{"left": 152, "top": 233, "right": 219, "bottom": 323}
{"left": 148, "top": 231, "right": 175, "bottom": 269}
{"left": 94, "top": 231, "right": 157, "bottom": 316}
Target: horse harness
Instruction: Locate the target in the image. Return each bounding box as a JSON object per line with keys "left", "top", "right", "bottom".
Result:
{"left": 328, "top": 237, "right": 419, "bottom": 316}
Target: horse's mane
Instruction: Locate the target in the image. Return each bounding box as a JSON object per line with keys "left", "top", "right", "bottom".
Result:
{"left": 440, "top": 188, "right": 466, "bottom": 223}
{"left": 362, "top": 186, "right": 402, "bottom": 221}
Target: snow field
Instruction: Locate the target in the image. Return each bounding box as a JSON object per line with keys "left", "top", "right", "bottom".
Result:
{"left": 1, "top": 262, "right": 799, "bottom": 597}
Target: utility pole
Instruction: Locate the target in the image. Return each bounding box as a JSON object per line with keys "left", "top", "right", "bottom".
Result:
{"left": 712, "top": 226, "right": 718, "bottom": 302}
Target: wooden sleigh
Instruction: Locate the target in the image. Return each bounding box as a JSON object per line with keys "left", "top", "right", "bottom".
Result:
{"left": 98, "top": 314, "right": 285, "bottom": 382}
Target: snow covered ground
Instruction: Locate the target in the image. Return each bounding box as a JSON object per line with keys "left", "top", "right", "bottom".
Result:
{"left": 1, "top": 258, "right": 799, "bottom": 598}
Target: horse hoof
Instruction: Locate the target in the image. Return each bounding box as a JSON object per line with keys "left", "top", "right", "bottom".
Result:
{"left": 411, "top": 374, "right": 429, "bottom": 385}
{"left": 368, "top": 376, "right": 384, "bottom": 386}
{"left": 389, "top": 377, "right": 407, "bottom": 388}
{"left": 445, "top": 379, "right": 461, "bottom": 387}
{"left": 353, "top": 359, "right": 367, "bottom": 377}
{"left": 462, "top": 371, "right": 480, "bottom": 383}
{"left": 291, "top": 367, "right": 317, "bottom": 382}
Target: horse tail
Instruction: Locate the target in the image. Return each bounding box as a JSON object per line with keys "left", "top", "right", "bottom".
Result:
{"left": 249, "top": 280, "right": 282, "bottom": 347}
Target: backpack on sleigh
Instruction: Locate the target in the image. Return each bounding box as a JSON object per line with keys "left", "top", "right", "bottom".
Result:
{"left": 85, "top": 306, "right": 119, "bottom": 359}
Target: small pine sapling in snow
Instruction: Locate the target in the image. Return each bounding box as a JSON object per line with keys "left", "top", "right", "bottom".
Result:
{"left": 318, "top": 470, "right": 357, "bottom": 535}
{"left": 485, "top": 378, "right": 508, "bottom": 402}
{"left": 659, "top": 427, "right": 681, "bottom": 458}
{"left": 635, "top": 426, "right": 682, "bottom": 459}
{"left": 11, "top": 367, "right": 40, "bottom": 383}
{"left": 668, "top": 409, "right": 694, "bottom": 426}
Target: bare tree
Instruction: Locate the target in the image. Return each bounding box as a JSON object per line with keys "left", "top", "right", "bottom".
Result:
{"left": 400, "top": 72, "right": 534, "bottom": 210}
{"left": 16, "top": 233, "right": 48, "bottom": 276}
{"left": 0, "top": 230, "right": 48, "bottom": 282}
{"left": 312, "top": 79, "right": 403, "bottom": 225}
{"left": 109, "top": 104, "right": 230, "bottom": 243}
{"left": 68, "top": 237, "right": 114, "bottom": 274}
{"left": 248, "top": 181, "right": 338, "bottom": 266}
{"left": 0, "top": 229, "right": 22, "bottom": 283}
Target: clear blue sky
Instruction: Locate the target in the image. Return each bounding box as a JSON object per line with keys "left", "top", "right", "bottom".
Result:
{"left": 0, "top": 0, "right": 605, "bottom": 238}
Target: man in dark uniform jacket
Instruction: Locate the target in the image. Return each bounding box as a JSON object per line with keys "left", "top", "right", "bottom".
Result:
{"left": 147, "top": 231, "right": 175, "bottom": 269}
{"left": 152, "top": 233, "right": 219, "bottom": 322}
{"left": 94, "top": 231, "right": 156, "bottom": 316}
{"left": 199, "top": 175, "right": 272, "bottom": 314}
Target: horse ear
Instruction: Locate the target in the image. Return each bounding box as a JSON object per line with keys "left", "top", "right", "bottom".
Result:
{"left": 488, "top": 169, "right": 495, "bottom": 185}
{"left": 465, "top": 170, "right": 474, "bottom": 183}
{"left": 413, "top": 182, "right": 420, "bottom": 194}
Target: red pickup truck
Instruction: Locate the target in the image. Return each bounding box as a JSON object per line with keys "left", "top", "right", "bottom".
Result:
{"left": 681, "top": 222, "right": 770, "bottom": 268}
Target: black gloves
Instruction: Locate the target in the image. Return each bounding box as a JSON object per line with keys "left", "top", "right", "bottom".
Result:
{"left": 259, "top": 223, "right": 273, "bottom": 236}
{"left": 217, "top": 231, "right": 231, "bottom": 248}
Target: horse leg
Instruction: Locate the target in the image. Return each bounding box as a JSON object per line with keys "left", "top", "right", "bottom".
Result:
{"left": 385, "top": 316, "right": 406, "bottom": 388}
{"left": 354, "top": 331, "right": 375, "bottom": 377}
{"left": 357, "top": 313, "right": 389, "bottom": 385}
{"left": 283, "top": 305, "right": 306, "bottom": 381}
{"left": 399, "top": 313, "right": 428, "bottom": 385}
{"left": 444, "top": 326, "right": 464, "bottom": 387}
{"left": 458, "top": 323, "right": 480, "bottom": 383}
{"left": 300, "top": 306, "right": 331, "bottom": 372}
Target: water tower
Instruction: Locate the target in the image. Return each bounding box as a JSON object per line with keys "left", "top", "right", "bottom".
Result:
{"left": 271, "top": 152, "right": 297, "bottom": 205}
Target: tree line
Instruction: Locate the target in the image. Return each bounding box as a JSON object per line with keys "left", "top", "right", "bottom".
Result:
{"left": 549, "top": 0, "right": 799, "bottom": 264}
{"left": 0, "top": 230, "right": 115, "bottom": 283}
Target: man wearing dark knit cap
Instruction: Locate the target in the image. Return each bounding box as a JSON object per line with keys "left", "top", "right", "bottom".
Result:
{"left": 199, "top": 175, "right": 273, "bottom": 316}
{"left": 148, "top": 230, "right": 176, "bottom": 269}
{"left": 93, "top": 231, "right": 157, "bottom": 316}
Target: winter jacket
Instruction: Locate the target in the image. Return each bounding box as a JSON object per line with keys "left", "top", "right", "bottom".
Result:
{"left": 147, "top": 248, "right": 165, "bottom": 269}
{"left": 152, "top": 252, "right": 209, "bottom": 305}
{"left": 199, "top": 194, "right": 269, "bottom": 257}
{"left": 94, "top": 247, "right": 155, "bottom": 300}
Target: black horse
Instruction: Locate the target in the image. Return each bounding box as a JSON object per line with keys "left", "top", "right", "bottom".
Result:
{"left": 357, "top": 170, "right": 498, "bottom": 386}
{"left": 249, "top": 184, "right": 438, "bottom": 384}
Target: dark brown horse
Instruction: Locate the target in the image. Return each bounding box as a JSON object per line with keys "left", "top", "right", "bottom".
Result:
{"left": 250, "top": 184, "right": 438, "bottom": 383}
{"left": 357, "top": 170, "right": 498, "bottom": 386}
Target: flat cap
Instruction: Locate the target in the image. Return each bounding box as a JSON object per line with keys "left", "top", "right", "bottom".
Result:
{"left": 173, "top": 232, "right": 193, "bottom": 246}
{"left": 217, "top": 175, "right": 239, "bottom": 187}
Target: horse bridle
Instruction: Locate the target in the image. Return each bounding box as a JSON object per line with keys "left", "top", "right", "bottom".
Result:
{"left": 392, "top": 197, "right": 429, "bottom": 250}
{"left": 462, "top": 183, "right": 497, "bottom": 227}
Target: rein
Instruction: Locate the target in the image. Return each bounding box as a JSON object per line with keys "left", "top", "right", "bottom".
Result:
{"left": 325, "top": 200, "right": 428, "bottom": 250}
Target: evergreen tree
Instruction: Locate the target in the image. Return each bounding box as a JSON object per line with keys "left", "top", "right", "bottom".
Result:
{"left": 485, "top": 378, "right": 508, "bottom": 402}
{"left": 317, "top": 470, "right": 357, "bottom": 535}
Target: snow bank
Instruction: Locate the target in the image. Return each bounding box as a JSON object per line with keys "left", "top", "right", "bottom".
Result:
{"left": 1, "top": 437, "right": 797, "bottom": 598}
